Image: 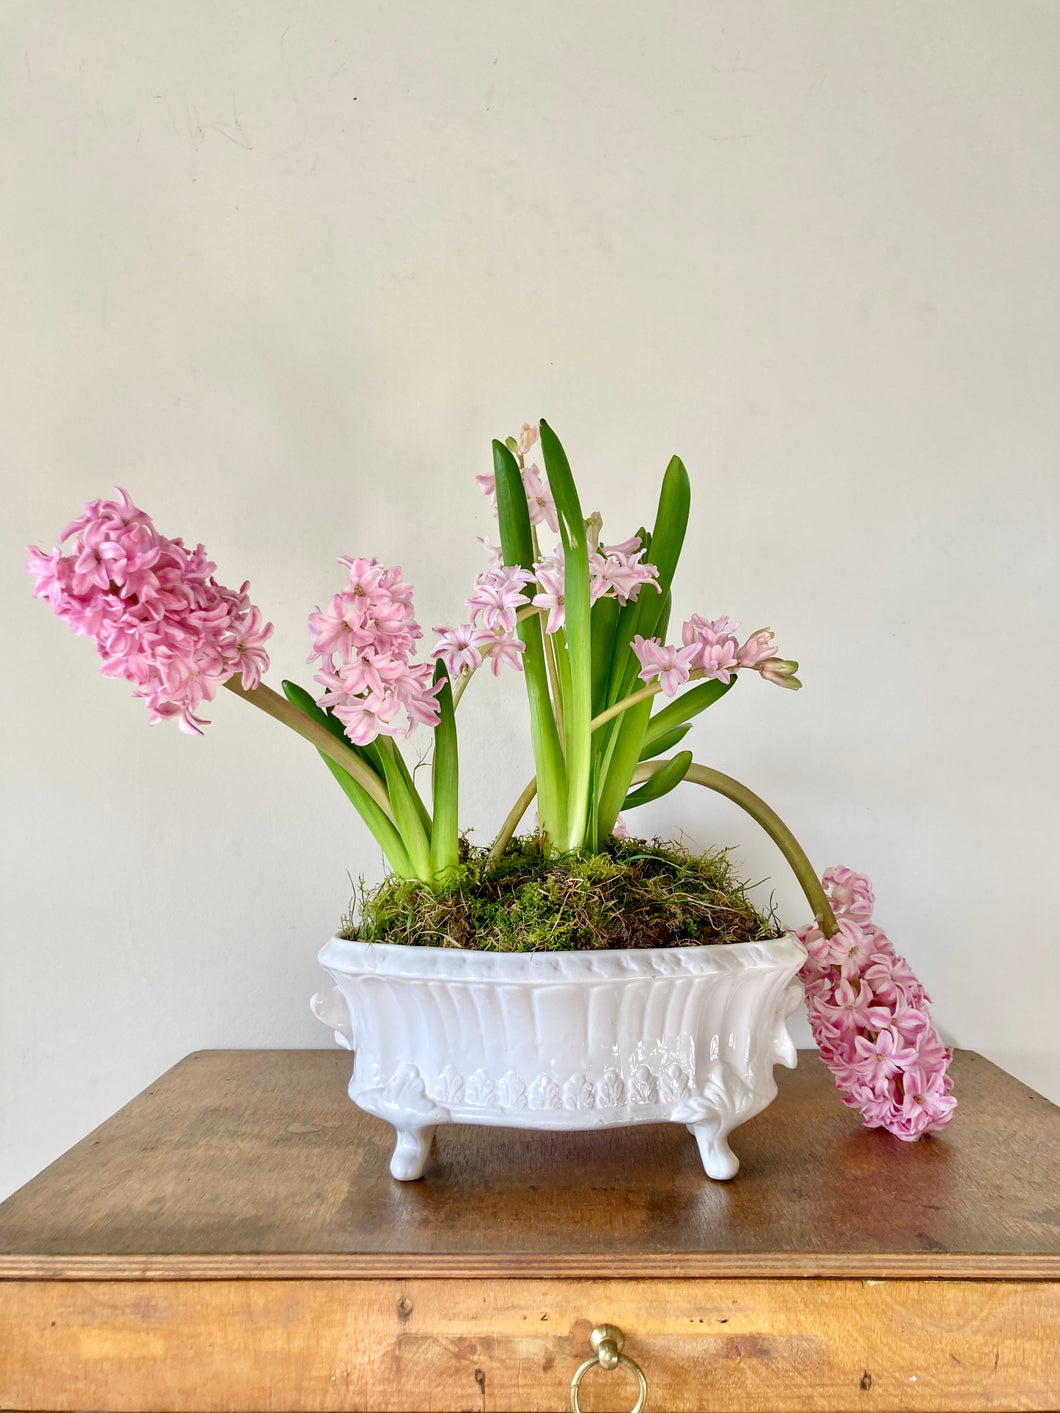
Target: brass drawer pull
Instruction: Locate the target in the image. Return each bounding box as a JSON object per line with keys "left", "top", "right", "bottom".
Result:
{"left": 570, "top": 1323, "right": 648, "bottom": 1413}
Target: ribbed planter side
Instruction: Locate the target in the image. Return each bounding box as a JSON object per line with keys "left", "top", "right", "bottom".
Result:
{"left": 314, "top": 935, "right": 805, "bottom": 1181}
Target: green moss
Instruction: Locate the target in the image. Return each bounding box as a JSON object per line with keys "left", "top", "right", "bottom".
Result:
{"left": 340, "top": 834, "right": 782, "bottom": 951}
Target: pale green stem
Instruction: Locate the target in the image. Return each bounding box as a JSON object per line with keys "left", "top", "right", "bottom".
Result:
{"left": 451, "top": 670, "right": 474, "bottom": 710}
{"left": 590, "top": 668, "right": 706, "bottom": 732}
{"left": 451, "top": 603, "right": 542, "bottom": 713}
{"left": 541, "top": 629, "right": 566, "bottom": 750}
{"left": 223, "top": 679, "right": 394, "bottom": 818}
{"left": 487, "top": 775, "right": 540, "bottom": 862}
{"left": 487, "top": 755, "right": 837, "bottom": 936}
{"left": 635, "top": 758, "right": 837, "bottom": 936}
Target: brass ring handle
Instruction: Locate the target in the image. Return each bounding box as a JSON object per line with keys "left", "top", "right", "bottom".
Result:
{"left": 570, "top": 1323, "right": 648, "bottom": 1413}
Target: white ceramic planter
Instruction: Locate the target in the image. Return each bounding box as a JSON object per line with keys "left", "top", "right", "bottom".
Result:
{"left": 312, "top": 934, "right": 805, "bottom": 1181}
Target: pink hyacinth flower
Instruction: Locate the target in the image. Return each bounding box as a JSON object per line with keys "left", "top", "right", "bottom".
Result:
{"left": 681, "top": 614, "right": 741, "bottom": 683}
{"left": 473, "top": 447, "right": 557, "bottom": 533}
{"left": 814, "top": 977, "right": 892, "bottom": 1036}
{"left": 795, "top": 864, "right": 956, "bottom": 1141}
{"left": 589, "top": 538, "right": 660, "bottom": 606}
{"left": 465, "top": 563, "right": 535, "bottom": 634}
{"left": 823, "top": 865, "right": 875, "bottom": 922}
{"left": 431, "top": 624, "right": 492, "bottom": 677}
{"left": 853, "top": 1027, "right": 920, "bottom": 1093}
{"left": 28, "top": 488, "right": 272, "bottom": 735}
{"left": 896, "top": 1066, "right": 958, "bottom": 1138}
{"left": 832, "top": 917, "right": 878, "bottom": 978}
{"left": 473, "top": 470, "right": 497, "bottom": 502}
{"left": 310, "top": 556, "right": 440, "bottom": 745}
{"left": 477, "top": 535, "right": 504, "bottom": 567}
{"left": 631, "top": 635, "right": 700, "bottom": 697}
{"left": 481, "top": 625, "right": 526, "bottom": 675}
{"left": 434, "top": 558, "right": 535, "bottom": 679}
{"left": 532, "top": 566, "right": 566, "bottom": 635}
{"left": 520, "top": 464, "right": 559, "bottom": 533}
{"left": 736, "top": 628, "right": 777, "bottom": 668}
{"left": 517, "top": 422, "right": 539, "bottom": 456}
{"left": 863, "top": 948, "right": 922, "bottom": 1005}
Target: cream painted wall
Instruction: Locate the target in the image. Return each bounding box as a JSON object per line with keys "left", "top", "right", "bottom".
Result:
{"left": 3, "top": 1, "right": 1058, "bottom": 1199}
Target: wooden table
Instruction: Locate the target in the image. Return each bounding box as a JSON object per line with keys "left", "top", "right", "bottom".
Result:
{"left": 1, "top": 1049, "right": 1057, "bottom": 1411}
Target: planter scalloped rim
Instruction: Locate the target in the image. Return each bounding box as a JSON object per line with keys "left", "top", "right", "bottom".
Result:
{"left": 312, "top": 933, "right": 806, "bottom": 1181}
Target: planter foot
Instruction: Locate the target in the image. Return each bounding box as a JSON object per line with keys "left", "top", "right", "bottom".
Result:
{"left": 390, "top": 1125, "right": 437, "bottom": 1181}
{"left": 688, "top": 1119, "right": 740, "bottom": 1180}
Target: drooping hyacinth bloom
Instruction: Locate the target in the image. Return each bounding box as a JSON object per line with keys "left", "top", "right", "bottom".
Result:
{"left": 797, "top": 867, "right": 957, "bottom": 1140}
{"left": 308, "top": 557, "right": 442, "bottom": 746}
{"left": 27, "top": 488, "right": 273, "bottom": 734}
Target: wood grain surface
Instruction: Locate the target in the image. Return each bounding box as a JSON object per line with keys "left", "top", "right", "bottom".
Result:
{"left": 2, "top": 1276, "right": 1058, "bottom": 1412}
{"left": 2, "top": 1050, "right": 1059, "bottom": 1412}
{"left": 1, "top": 1049, "right": 1058, "bottom": 1281}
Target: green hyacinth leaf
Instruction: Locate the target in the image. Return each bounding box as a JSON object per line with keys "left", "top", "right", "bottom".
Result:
{"left": 621, "top": 750, "right": 693, "bottom": 810}
{"left": 430, "top": 661, "right": 459, "bottom": 877}
{"left": 637, "top": 722, "right": 692, "bottom": 761}
{"left": 280, "top": 680, "right": 412, "bottom": 878}
{"left": 642, "top": 676, "right": 736, "bottom": 749}
{"left": 492, "top": 438, "right": 566, "bottom": 844}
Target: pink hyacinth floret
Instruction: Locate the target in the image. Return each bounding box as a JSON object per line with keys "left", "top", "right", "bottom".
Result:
{"left": 588, "top": 537, "right": 660, "bottom": 607}
{"left": 309, "top": 557, "right": 442, "bottom": 746}
{"left": 531, "top": 535, "right": 659, "bottom": 637}
{"left": 475, "top": 454, "right": 558, "bottom": 533}
{"left": 531, "top": 561, "right": 566, "bottom": 636}
{"left": 822, "top": 864, "right": 875, "bottom": 921}
{"left": 465, "top": 561, "right": 535, "bottom": 634}
{"left": 27, "top": 488, "right": 273, "bottom": 735}
{"left": 681, "top": 615, "right": 802, "bottom": 690}
{"left": 681, "top": 613, "right": 741, "bottom": 683}
{"left": 796, "top": 868, "right": 957, "bottom": 1141}
{"left": 431, "top": 553, "right": 532, "bottom": 680}
{"left": 631, "top": 635, "right": 700, "bottom": 697}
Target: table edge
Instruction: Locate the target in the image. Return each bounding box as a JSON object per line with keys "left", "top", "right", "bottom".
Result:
{"left": 2, "top": 1250, "right": 1059, "bottom": 1281}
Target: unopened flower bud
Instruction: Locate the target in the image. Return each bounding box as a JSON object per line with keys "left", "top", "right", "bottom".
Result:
{"left": 517, "top": 422, "right": 540, "bottom": 456}
{"left": 736, "top": 627, "right": 776, "bottom": 668}
{"left": 758, "top": 657, "right": 802, "bottom": 690}
{"left": 584, "top": 510, "right": 603, "bottom": 551}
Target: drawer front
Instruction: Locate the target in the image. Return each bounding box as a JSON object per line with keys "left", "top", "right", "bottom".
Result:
{"left": 1, "top": 1276, "right": 1058, "bottom": 1412}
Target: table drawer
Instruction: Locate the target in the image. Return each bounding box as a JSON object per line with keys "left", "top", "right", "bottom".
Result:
{"left": 2, "top": 1277, "right": 1058, "bottom": 1412}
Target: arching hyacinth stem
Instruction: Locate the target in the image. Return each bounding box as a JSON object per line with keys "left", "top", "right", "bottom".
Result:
{"left": 678, "top": 762, "right": 837, "bottom": 936}
{"left": 224, "top": 678, "right": 394, "bottom": 818}
{"left": 488, "top": 756, "right": 837, "bottom": 936}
